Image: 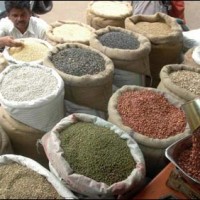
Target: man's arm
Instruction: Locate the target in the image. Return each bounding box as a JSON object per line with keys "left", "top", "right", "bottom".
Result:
{"left": 0, "top": 36, "right": 23, "bottom": 48}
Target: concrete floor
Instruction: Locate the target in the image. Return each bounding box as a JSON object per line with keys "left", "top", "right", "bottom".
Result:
{"left": 39, "top": 1, "right": 200, "bottom": 30}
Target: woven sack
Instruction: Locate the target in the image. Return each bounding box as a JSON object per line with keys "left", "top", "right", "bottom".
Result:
{"left": 90, "top": 26, "right": 151, "bottom": 76}
{"left": 0, "top": 53, "right": 8, "bottom": 72}
{"left": 86, "top": 1, "right": 133, "bottom": 30}
{"left": 158, "top": 64, "right": 200, "bottom": 103}
{"left": 40, "top": 113, "right": 145, "bottom": 199}
{"left": 125, "top": 12, "right": 183, "bottom": 87}
{"left": 43, "top": 43, "right": 114, "bottom": 112}
{"left": 108, "top": 85, "right": 190, "bottom": 177}
{"left": 46, "top": 20, "right": 95, "bottom": 46}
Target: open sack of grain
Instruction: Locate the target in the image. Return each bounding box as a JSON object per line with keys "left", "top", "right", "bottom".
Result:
{"left": 46, "top": 20, "right": 95, "bottom": 46}
{"left": 108, "top": 85, "right": 190, "bottom": 177}
{"left": 0, "top": 63, "right": 65, "bottom": 132}
{"left": 86, "top": 1, "right": 133, "bottom": 30}
{"left": 40, "top": 113, "right": 145, "bottom": 199}
{"left": 2, "top": 38, "right": 53, "bottom": 64}
{"left": 44, "top": 43, "right": 114, "bottom": 112}
{"left": 157, "top": 64, "right": 200, "bottom": 103}
{"left": 0, "top": 154, "right": 77, "bottom": 199}
{"left": 125, "top": 12, "right": 183, "bottom": 87}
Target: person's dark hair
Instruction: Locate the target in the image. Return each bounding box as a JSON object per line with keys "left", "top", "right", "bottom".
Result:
{"left": 5, "top": 1, "right": 31, "bottom": 13}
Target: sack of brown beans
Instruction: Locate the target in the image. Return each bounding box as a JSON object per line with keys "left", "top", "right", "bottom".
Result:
{"left": 182, "top": 46, "right": 200, "bottom": 68}
{"left": 0, "top": 53, "right": 8, "bottom": 73}
{"left": 46, "top": 20, "right": 96, "bottom": 46}
{"left": 90, "top": 26, "right": 151, "bottom": 76}
{"left": 3, "top": 38, "right": 53, "bottom": 65}
{"left": 0, "top": 125, "right": 13, "bottom": 155}
{"left": 0, "top": 154, "right": 77, "bottom": 199}
{"left": 40, "top": 113, "right": 145, "bottom": 199}
{"left": 86, "top": 1, "right": 133, "bottom": 30}
{"left": 108, "top": 85, "right": 190, "bottom": 178}
{"left": 0, "top": 63, "right": 65, "bottom": 132}
{"left": 43, "top": 43, "right": 114, "bottom": 112}
{"left": 125, "top": 12, "right": 183, "bottom": 87}
{"left": 158, "top": 64, "right": 200, "bottom": 103}
{"left": 0, "top": 106, "right": 48, "bottom": 168}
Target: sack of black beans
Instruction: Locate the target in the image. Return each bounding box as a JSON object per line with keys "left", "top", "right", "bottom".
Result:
{"left": 43, "top": 43, "right": 114, "bottom": 112}
{"left": 0, "top": 63, "right": 65, "bottom": 132}
{"left": 40, "top": 113, "right": 145, "bottom": 199}
{"left": 46, "top": 20, "right": 95, "bottom": 46}
{"left": 0, "top": 125, "right": 13, "bottom": 155}
{"left": 0, "top": 53, "right": 8, "bottom": 73}
{"left": 0, "top": 106, "right": 48, "bottom": 168}
{"left": 125, "top": 12, "right": 183, "bottom": 87}
{"left": 86, "top": 1, "right": 132, "bottom": 30}
{"left": 108, "top": 85, "right": 190, "bottom": 178}
{"left": 158, "top": 64, "right": 200, "bottom": 103}
{"left": 0, "top": 154, "right": 77, "bottom": 199}
{"left": 90, "top": 26, "right": 151, "bottom": 76}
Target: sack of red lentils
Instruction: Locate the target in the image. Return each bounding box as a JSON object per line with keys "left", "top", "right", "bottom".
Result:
{"left": 90, "top": 26, "right": 151, "bottom": 76}
{"left": 125, "top": 12, "right": 183, "bottom": 87}
{"left": 108, "top": 85, "right": 190, "bottom": 177}
{"left": 46, "top": 20, "right": 95, "bottom": 46}
{"left": 0, "top": 53, "right": 8, "bottom": 73}
{"left": 86, "top": 1, "right": 133, "bottom": 30}
{"left": 44, "top": 43, "right": 114, "bottom": 112}
{"left": 40, "top": 113, "right": 145, "bottom": 199}
{"left": 0, "top": 154, "right": 77, "bottom": 199}
{"left": 0, "top": 106, "right": 48, "bottom": 168}
{"left": 158, "top": 64, "right": 200, "bottom": 103}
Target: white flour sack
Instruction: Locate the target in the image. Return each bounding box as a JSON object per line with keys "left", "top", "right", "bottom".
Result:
{"left": 0, "top": 63, "right": 65, "bottom": 132}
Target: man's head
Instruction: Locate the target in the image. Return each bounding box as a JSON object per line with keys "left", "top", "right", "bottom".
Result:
{"left": 5, "top": 1, "right": 32, "bottom": 34}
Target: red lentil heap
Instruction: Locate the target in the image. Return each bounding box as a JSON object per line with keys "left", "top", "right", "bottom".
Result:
{"left": 117, "top": 90, "right": 186, "bottom": 139}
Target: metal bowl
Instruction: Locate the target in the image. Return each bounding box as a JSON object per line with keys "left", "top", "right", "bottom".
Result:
{"left": 165, "top": 134, "right": 200, "bottom": 188}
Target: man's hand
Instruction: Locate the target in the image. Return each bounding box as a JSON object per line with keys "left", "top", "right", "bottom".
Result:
{"left": 0, "top": 36, "right": 24, "bottom": 48}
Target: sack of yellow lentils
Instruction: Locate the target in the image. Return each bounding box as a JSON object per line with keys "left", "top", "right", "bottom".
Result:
{"left": 108, "top": 85, "right": 190, "bottom": 177}
{"left": 46, "top": 20, "right": 95, "bottom": 46}
{"left": 157, "top": 64, "right": 200, "bottom": 103}
{"left": 0, "top": 154, "right": 77, "bottom": 199}
{"left": 86, "top": 1, "right": 133, "bottom": 30}
{"left": 125, "top": 12, "right": 183, "bottom": 87}
{"left": 43, "top": 43, "right": 114, "bottom": 112}
{"left": 40, "top": 113, "right": 145, "bottom": 199}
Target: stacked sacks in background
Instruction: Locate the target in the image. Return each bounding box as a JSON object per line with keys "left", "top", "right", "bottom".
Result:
{"left": 89, "top": 26, "right": 151, "bottom": 90}
{"left": 108, "top": 85, "right": 190, "bottom": 178}
{"left": 43, "top": 43, "right": 114, "bottom": 114}
{"left": 158, "top": 64, "right": 200, "bottom": 103}
{"left": 125, "top": 12, "right": 183, "bottom": 88}
{"left": 0, "top": 63, "right": 65, "bottom": 168}
{"left": 40, "top": 113, "right": 145, "bottom": 199}
{"left": 46, "top": 20, "right": 96, "bottom": 46}
{"left": 86, "top": 1, "right": 133, "bottom": 30}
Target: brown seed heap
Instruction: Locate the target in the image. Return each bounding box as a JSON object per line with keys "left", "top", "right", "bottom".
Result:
{"left": 0, "top": 162, "right": 63, "bottom": 199}
{"left": 178, "top": 128, "right": 200, "bottom": 182}
{"left": 135, "top": 21, "right": 171, "bottom": 36}
{"left": 117, "top": 90, "right": 186, "bottom": 139}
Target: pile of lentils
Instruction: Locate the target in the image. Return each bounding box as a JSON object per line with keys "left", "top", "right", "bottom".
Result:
{"left": 50, "top": 47, "right": 105, "bottom": 76}
{"left": 0, "top": 162, "right": 62, "bottom": 199}
{"left": 178, "top": 128, "right": 200, "bottom": 182}
{"left": 98, "top": 31, "right": 140, "bottom": 49}
{"left": 169, "top": 70, "right": 200, "bottom": 96}
{"left": 0, "top": 66, "right": 58, "bottom": 102}
{"left": 135, "top": 22, "right": 171, "bottom": 37}
{"left": 59, "top": 122, "right": 135, "bottom": 186}
{"left": 117, "top": 90, "right": 186, "bottom": 139}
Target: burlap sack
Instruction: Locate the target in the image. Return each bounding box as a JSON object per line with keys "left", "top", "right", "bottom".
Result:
{"left": 90, "top": 26, "right": 151, "bottom": 76}
{"left": 0, "top": 53, "right": 8, "bottom": 72}
{"left": 125, "top": 12, "right": 183, "bottom": 87}
{"left": 0, "top": 107, "right": 48, "bottom": 168}
{"left": 158, "top": 64, "right": 200, "bottom": 102}
{"left": 43, "top": 43, "right": 114, "bottom": 112}
{"left": 40, "top": 113, "right": 145, "bottom": 199}
{"left": 108, "top": 85, "right": 190, "bottom": 177}
{"left": 46, "top": 20, "right": 95, "bottom": 46}
{"left": 86, "top": 1, "right": 133, "bottom": 30}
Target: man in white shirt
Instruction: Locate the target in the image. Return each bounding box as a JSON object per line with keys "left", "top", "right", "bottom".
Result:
{"left": 0, "top": 1, "right": 49, "bottom": 48}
